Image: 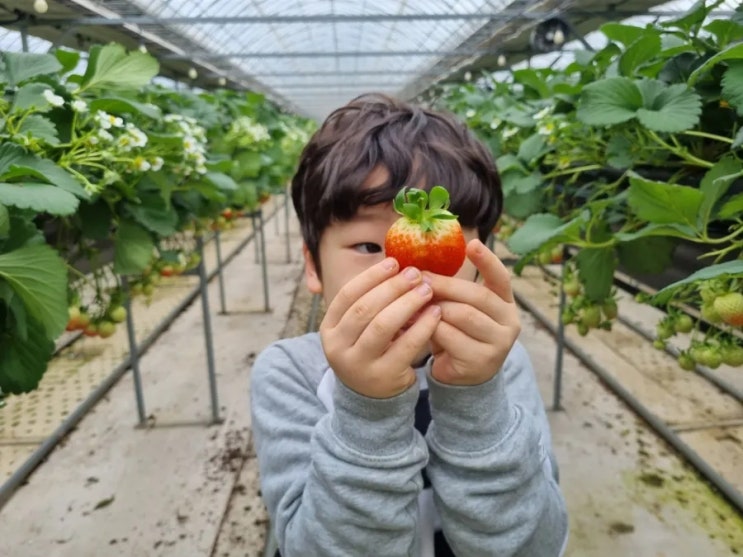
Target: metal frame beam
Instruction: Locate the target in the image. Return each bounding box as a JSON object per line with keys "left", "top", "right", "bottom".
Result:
{"left": 171, "top": 49, "right": 507, "bottom": 60}
{"left": 22, "top": 10, "right": 733, "bottom": 26}
{"left": 270, "top": 82, "right": 407, "bottom": 89}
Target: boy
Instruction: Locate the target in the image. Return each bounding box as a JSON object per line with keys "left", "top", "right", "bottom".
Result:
{"left": 250, "top": 93, "right": 569, "bottom": 556}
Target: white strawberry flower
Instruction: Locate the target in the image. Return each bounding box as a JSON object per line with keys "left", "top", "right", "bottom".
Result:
{"left": 533, "top": 106, "right": 552, "bottom": 121}
{"left": 465, "top": 109, "right": 476, "bottom": 119}
{"left": 133, "top": 156, "right": 151, "bottom": 172}
{"left": 97, "top": 129, "right": 114, "bottom": 142}
{"left": 71, "top": 99, "right": 88, "bottom": 112}
{"left": 502, "top": 126, "right": 520, "bottom": 139}
{"left": 96, "top": 110, "right": 112, "bottom": 129}
{"left": 42, "top": 88, "right": 65, "bottom": 107}
{"left": 490, "top": 118, "right": 502, "bottom": 130}
{"left": 151, "top": 156, "right": 164, "bottom": 171}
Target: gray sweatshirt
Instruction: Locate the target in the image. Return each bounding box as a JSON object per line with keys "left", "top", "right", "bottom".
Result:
{"left": 250, "top": 332, "right": 569, "bottom": 556}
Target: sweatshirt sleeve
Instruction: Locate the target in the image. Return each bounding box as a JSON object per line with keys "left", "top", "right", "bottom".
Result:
{"left": 424, "top": 341, "right": 569, "bottom": 556}
{"left": 250, "top": 340, "right": 429, "bottom": 557}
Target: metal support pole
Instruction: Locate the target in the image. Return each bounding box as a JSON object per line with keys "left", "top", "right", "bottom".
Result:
{"left": 552, "top": 249, "right": 568, "bottom": 411}
{"left": 20, "top": 22, "right": 28, "bottom": 52}
{"left": 214, "top": 230, "right": 227, "bottom": 314}
{"left": 274, "top": 195, "right": 281, "bottom": 235}
{"left": 196, "top": 236, "right": 221, "bottom": 423}
{"left": 251, "top": 211, "right": 261, "bottom": 264}
{"left": 121, "top": 276, "right": 147, "bottom": 425}
{"left": 258, "top": 210, "right": 270, "bottom": 312}
{"left": 284, "top": 190, "right": 291, "bottom": 263}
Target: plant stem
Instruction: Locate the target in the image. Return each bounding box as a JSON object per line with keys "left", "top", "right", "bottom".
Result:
{"left": 682, "top": 130, "right": 733, "bottom": 144}
{"left": 646, "top": 130, "right": 714, "bottom": 168}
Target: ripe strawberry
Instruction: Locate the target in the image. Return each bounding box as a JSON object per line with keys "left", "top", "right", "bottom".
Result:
{"left": 384, "top": 186, "right": 466, "bottom": 277}
{"left": 713, "top": 292, "right": 743, "bottom": 327}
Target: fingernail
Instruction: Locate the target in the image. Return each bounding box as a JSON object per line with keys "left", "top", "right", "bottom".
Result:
{"left": 404, "top": 267, "right": 420, "bottom": 281}
{"left": 421, "top": 272, "right": 432, "bottom": 285}
{"left": 383, "top": 258, "right": 397, "bottom": 270}
{"left": 430, "top": 305, "right": 441, "bottom": 317}
{"left": 416, "top": 283, "right": 431, "bottom": 296}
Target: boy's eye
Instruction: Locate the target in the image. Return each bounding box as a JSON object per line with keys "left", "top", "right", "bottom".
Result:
{"left": 353, "top": 242, "right": 382, "bottom": 254}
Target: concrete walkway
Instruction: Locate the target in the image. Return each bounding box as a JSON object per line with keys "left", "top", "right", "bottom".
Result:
{"left": 0, "top": 203, "right": 741, "bottom": 557}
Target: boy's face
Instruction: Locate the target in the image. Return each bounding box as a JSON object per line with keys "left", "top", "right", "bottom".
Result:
{"left": 303, "top": 165, "right": 479, "bottom": 312}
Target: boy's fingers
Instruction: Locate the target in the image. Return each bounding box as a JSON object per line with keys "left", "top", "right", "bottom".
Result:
{"left": 467, "top": 239, "right": 515, "bottom": 304}
{"left": 437, "top": 300, "right": 497, "bottom": 344}
{"left": 423, "top": 274, "right": 518, "bottom": 327}
{"left": 323, "top": 257, "right": 399, "bottom": 328}
{"left": 355, "top": 283, "right": 435, "bottom": 354}
{"left": 383, "top": 305, "right": 442, "bottom": 366}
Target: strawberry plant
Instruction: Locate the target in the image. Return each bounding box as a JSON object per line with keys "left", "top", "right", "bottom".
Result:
{"left": 0, "top": 42, "right": 313, "bottom": 398}
{"left": 436, "top": 1, "right": 743, "bottom": 369}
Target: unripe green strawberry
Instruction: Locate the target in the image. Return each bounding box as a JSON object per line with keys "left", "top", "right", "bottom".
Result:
{"left": 721, "top": 344, "right": 743, "bottom": 367}
{"left": 701, "top": 302, "right": 722, "bottom": 324}
{"left": 677, "top": 352, "right": 695, "bottom": 371}
{"left": 577, "top": 322, "right": 589, "bottom": 336}
{"left": 674, "top": 314, "right": 694, "bottom": 334}
{"left": 713, "top": 292, "right": 743, "bottom": 327}
{"left": 537, "top": 251, "right": 552, "bottom": 265}
{"left": 656, "top": 321, "right": 674, "bottom": 341}
{"left": 563, "top": 279, "right": 581, "bottom": 297}
{"left": 697, "top": 347, "right": 722, "bottom": 369}
{"left": 653, "top": 339, "right": 666, "bottom": 350}
{"left": 580, "top": 306, "right": 601, "bottom": 329}
{"left": 384, "top": 186, "right": 466, "bottom": 277}
{"left": 602, "top": 299, "right": 618, "bottom": 320}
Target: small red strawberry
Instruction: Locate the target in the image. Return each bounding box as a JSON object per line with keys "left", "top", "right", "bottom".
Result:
{"left": 384, "top": 186, "right": 466, "bottom": 277}
{"left": 713, "top": 292, "right": 743, "bottom": 327}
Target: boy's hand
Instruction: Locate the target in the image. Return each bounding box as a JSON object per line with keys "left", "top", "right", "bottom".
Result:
{"left": 320, "top": 258, "right": 442, "bottom": 399}
{"left": 425, "top": 239, "right": 521, "bottom": 386}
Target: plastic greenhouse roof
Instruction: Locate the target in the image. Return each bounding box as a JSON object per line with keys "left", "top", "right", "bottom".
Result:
{"left": 0, "top": 0, "right": 739, "bottom": 120}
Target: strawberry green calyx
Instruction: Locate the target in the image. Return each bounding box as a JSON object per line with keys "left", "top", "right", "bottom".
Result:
{"left": 392, "top": 186, "right": 458, "bottom": 232}
{"left": 385, "top": 185, "right": 466, "bottom": 276}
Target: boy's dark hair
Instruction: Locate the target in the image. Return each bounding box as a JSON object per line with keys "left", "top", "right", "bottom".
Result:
{"left": 291, "top": 93, "right": 503, "bottom": 273}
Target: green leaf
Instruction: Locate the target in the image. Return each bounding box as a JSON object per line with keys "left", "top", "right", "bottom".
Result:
{"left": 77, "top": 43, "right": 159, "bottom": 93}
{"left": 507, "top": 213, "right": 582, "bottom": 255}
{"left": 0, "top": 52, "right": 62, "bottom": 87}
{"left": 113, "top": 220, "right": 154, "bottom": 275}
{"left": 0, "top": 242, "right": 68, "bottom": 339}
{"left": 600, "top": 23, "right": 646, "bottom": 47}
{"left": 627, "top": 174, "right": 703, "bottom": 229}
{"left": 496, "top": 154, "right": 525, "bottom": 174}
{"left": 721, "top": 62, "right": 743, "bottom": 115}
{"left": 698, "top": 157, "right": 743, "bottom": 227}
{"left": 16, "top": 115, "right": 60, "bottom": 146}
{"left": 606, "top": 135, "right": 633, "bottom": 168}
{"left": 204, "top": 171, "right": 238, "bottom": 192}
{"left": 617, "top": 236, "right": 677, "bottom": 275}
{"left": 0, "top": 312, "right": 55, "bottom": 394}
{"left": 501, "top": 171, "right": 542, "bottom": 195}
{"left": 734, "top": 127, "right": 743, "bottom": 149}
{"left": 517, "top": 134, "right": 548, "bottom": 164}
{"left": 54, "top": 48, "right": 81, "bottom": 74}
{"left": 0, "top": 280, "right": 28, "bottom": 341}
{"left": 12, "top": 83, "right": 54, "bottom": 113}
{"left": 503, "top": 190, "right": 542, "bottom": 221}
{"left": 0, "top": 183, "right": 78, "bottom": 215}
{"left": 577, "top": 77, "right": 642, "bottom": 126}
{"left": 635, "top": 82, "right": 701, "bottom": 132}
{"left": 5, "top": 158, "right": 87, "bottom": 199}
{"left": 653, "top": 260, "right": 743, "bottom": 305}
{"left": 428, "top": 186, "right": 449, "bottom": 211}
{"left": 0, "top": 203, "right": 8, "bottom": 238}
{"left": 718, "top": 193, "right": 743, "bottom": 220}
{"left": 78, "top": 200, "right": 112, "bottom": 240}
{"left": 661, "top": 0, "right": 724, "bottom": 33}
{"left": 705, "top": 20, "right": 743, "bottom": 47}
{"left": 126, "top": 194, "right": 178, "bottom": 237}
{"left": 575, "top": 247, "right": 617, "bottom": 302}
{"left": 614, "top": 223, "right": 697, "bottom": 242}
{"left": 619, "top": 33, "right": 662, "bottom": 77}
{"left": 688, "top": 42, "right": 743, "bottom": 86}
{"left": 89, "top": 97, "right": 161, "bottom": 119}
{"left": 512, "top": 69, "right": 550, "bottom": 98}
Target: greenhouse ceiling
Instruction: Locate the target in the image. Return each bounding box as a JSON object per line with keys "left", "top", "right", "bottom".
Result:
{"left": 0, "top": 0, "right": 737, "bottom": 120}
